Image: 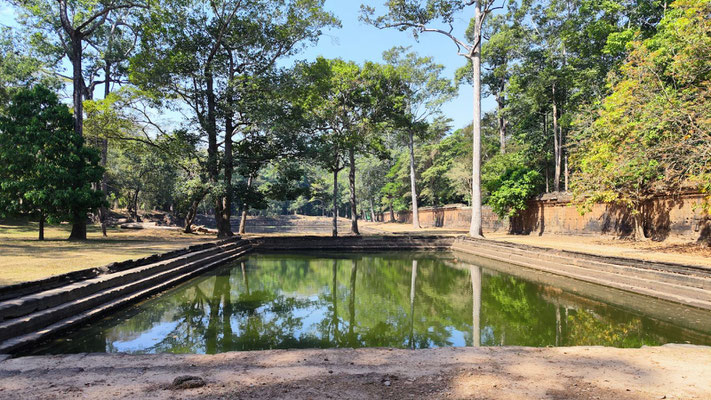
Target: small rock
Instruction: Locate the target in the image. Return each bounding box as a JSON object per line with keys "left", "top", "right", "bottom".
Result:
{"left": 171, "top": 375, "right": 206, "bottom": 390}
{"left": 384, "top": 380, "right": 391, "bottom": 387}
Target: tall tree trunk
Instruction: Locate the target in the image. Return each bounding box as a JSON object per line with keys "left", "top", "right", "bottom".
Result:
{"left": 98, "top": 137, "right": 109, "bottom": 236}
{"left": 348, "top": 148, "right": 359, "bottom": 235}
{"left": 469, "top": 4, "right": 484, "bottom": 238}
{"left": 38, "top": 212, "right": 45, "bottom": 241}
{"left": 564, "top": 153, "right": 569, "bottom": 192}
{"left": 389, "top": 200, "right": 395, "bottom": 222}
{"left": 69, "top": 212, "right": 87, "bottom": 241}
{"left": 68, "top": 35, "right": 87, "bottom": 240}
{"left": 369, "top": 197, "right": 376, "bottom": 223}
{"left": 132, "top": 189, "right": 140, "bottom": 221}
{"left": 206, "top": 71, "right": 225, "bottom": 238}
{"left": 183, "top": 191, "right": 206, "bottom": 234}
{"left": 496, "top": 91, "right": 506, "bottom": 154}
{"left": 220, "top": 118, "right": 234, "bottom": 238}
{"left": 407, "top": 131, "right": 421, "bottom": 229}
{"left": 97, "top": 63, "right": 112, "bottom": 237}
{"left": 238, "top": 175, "right": 253, "bottom": 235}
{"left": 552, "top": 84, "right": 561, "bottom": 192}
{"left": 332, "top": 168, "right": 339, "bottom": 237}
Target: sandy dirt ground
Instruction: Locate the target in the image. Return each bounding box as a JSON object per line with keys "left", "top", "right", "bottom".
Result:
{"left": 361, "top": 221, "right": 711, "bottom": 268}
{"left": 484, "top": 233, "right": 711, "bottom": 268}
{"left": 0, "top": 345, "right": 709, "bottom": 399}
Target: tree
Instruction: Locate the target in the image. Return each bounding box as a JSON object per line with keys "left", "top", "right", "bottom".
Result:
{"left": 477, "top": 11, "right": 523, "bottom": 154}
{"left": 570, "top": 0, "right": 711, "bottom": 240}
{"left": 483, "top": 154, "right": 542, "bottom": 222}
{"left": 0, "top": 86, "right": 104, "bottom": 240}
{"left": 0, "top": 27, "right": 59, "bottom": 110}
{"left": 297, "top": 58, "right": 399, "bottom": 236}
{"left": 383, "top": 46, "right": 456, "bottom": 228}
{"left": 357, "top": 156, "right": 391, "bottom": 221}
{"left": 10, "top": 0, "right": 146, "bottom": 239}
{"left": 132, "top": 0, "right": 336, "bottom": 238}
{"left": 362, "top": 0, "right": 504, "bottom": 238}
{"left": 231, "top": 72, "right": 313, "bottom": 234}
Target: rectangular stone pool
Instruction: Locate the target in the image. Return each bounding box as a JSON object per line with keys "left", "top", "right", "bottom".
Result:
{"left": 27, "top": 252, "right": 711, "bottom": 354}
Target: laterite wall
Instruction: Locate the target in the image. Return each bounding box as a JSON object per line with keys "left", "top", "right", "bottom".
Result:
{"left": 388, "top": 193, "right": 711, "bottom": 242}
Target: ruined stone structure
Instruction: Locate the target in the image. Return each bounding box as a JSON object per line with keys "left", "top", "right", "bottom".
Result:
{"left": 388, "top": 192, "right": 711, "bottom": 242}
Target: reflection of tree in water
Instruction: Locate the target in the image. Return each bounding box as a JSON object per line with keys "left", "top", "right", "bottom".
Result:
{"left": 31, "top": 253, "right": 711, "bottom": 355}
{"left": 320, "top": 255, "right": 473, "bottom": 349}
{"left": 480, "top": 273, "right": 557, "bottom": 347}
{"left": 564, "top": 309, "right": 658, "bottom": 347}
{"left": 477, "top": 271, "right": 708, "bottom": 347}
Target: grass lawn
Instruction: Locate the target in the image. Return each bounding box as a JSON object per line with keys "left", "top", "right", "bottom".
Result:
{"left": 0, "top": 220, "right": 216, "bottom": 286}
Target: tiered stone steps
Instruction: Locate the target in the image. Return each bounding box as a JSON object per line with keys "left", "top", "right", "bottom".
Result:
{"left": 452, "top": 237, "right": 711, "bottom": 310}
{"left": 251, "top": 235, "right": 455, "bottom": 251}
{"left": 0, "top": 237, "right": 253, "bottom": 354}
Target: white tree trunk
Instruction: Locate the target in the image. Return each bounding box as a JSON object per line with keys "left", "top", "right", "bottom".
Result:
{"left": 469, "top": 2, "right": 484, "bottom": 238}
{"left": 332, "top": 168, "right": 338, "bottom": 237}
{"left": 408, "top": 132, "right": 421, "bottom": 229}
{"left": 552, "top": 84, "right": 561, "bottom": 192}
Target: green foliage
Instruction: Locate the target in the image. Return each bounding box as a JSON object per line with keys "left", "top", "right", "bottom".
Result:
{"left": 0, "top": 86, "right": 104, "bottom": 233}
{"left": 108, "top": 140, "right": 177, "bottom": 215}
{"left": 571, "top": 0, "right": 711, "bottom": 215}
{"left": 0, "top": 27, "right": 59, "bottom": 110}
{"left": 485, "top": 166, "right": 542, "bottom": 219}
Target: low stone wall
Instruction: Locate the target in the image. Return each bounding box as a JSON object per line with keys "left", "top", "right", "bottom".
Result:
{"left": 387, "top": 205, "right": 505, "bottom": 233}
{"left": 387, "top": 193, "right": 711, "bottom": 241}
{"left": 252, "top": 235, "right": 455, "bottom": 252}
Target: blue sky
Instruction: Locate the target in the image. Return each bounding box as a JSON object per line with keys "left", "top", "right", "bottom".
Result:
{"left": 0, "top": 0, "right": 495, "bottom": 130}
{"left": 294, "top": 1, "right": 494, "bottom": 130}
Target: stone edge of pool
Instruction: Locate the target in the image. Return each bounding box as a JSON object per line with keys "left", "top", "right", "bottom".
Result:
{"left": 0, "top": 234, "right": 709, "bottom": 356}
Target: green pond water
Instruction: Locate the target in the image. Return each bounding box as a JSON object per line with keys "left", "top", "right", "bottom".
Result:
{"left": 29, "top": 252, "right": 711, "bottom": 354}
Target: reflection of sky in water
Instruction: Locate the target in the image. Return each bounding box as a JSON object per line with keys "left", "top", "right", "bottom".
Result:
{"left": 27, "top": 253, "right": 711, "bottom": 355}
{"left": 445, "top": 327, "right": 467, "bottom": 347}
{"left": 110, "top": 321, "right": 180, "bottom": 353}
{"left": 290, "top": 302, "right": 327, "bottom": 338}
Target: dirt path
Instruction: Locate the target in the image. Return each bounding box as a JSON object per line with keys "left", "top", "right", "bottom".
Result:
{"left": 1, "top": 345, "right": 709, "bottom": 399}
{"left": 484, "top": 233, "right": 711, "bottom": 269}
{"left": 361, "top": 221, "right": 711, "bottom": 268}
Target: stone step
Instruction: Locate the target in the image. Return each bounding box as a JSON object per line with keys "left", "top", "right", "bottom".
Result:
{"left": 465, "top": 244, "right": 711, "bottom": 301}
{"left": 0, "top": 242, "right": 252, "bottom": 344}
{"left": 452, "top": 241, "right": 711, "bottom": 310}
{"left": 0, "top": 246, "right": 250, "bottom": 354}
{"left": 456, "top": 239, "right": 711, "bottom": 291}
{"left": 0, "top": 239, "right": 250, "bottom": 322}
